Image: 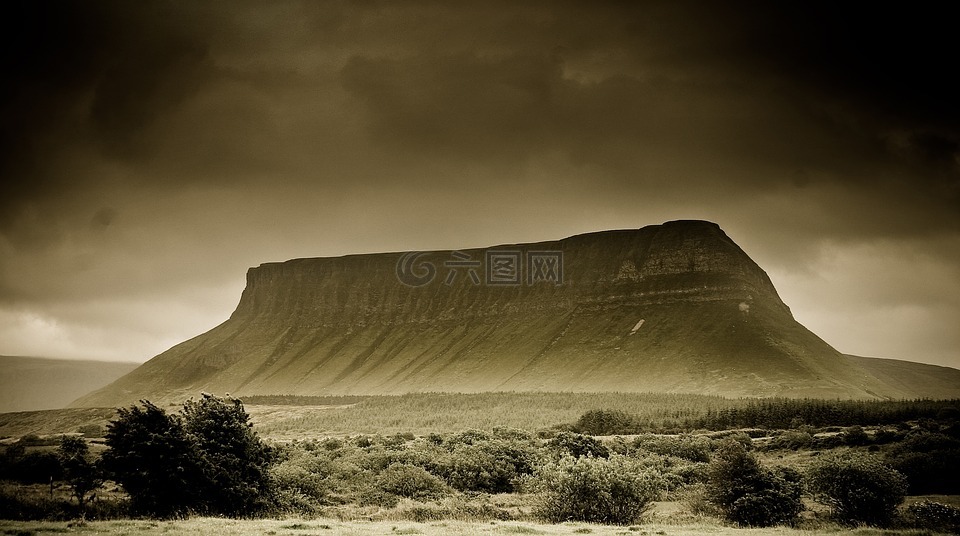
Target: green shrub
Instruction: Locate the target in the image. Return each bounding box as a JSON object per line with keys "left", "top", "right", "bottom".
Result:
{"left": 0, "top": 490, "right": 73, "bottom": 520}
{"left": 320, "top": 437, "right": 343, "bottom": 450}
{"left": 681, "top": 483, "right": 721, "bottom": 517}
{"left": 492, "top": 427, "right": 533, "bottom": 441}
{"left": 356, "top": 487, "right": 400, "bottom": 508}
{"left": 884, "top": 432, "right": 960, "bottom": 494}
{"left": 448, "top": 429, "right": 491, "bottom": 445}
{"left": 811, "top": 433, "right": 843, "bottom": 450}
{"left": 181, "top": 394, "right": 276, "bottom": 516}
{"left": 531, "top": 454, "right": 659, "bottom": 525}
{"left": 0, "top": 486, "right": 128, "bottom": 521}
{"left": 381, "top": 434, "right": 410, "bottom": 449}
{"left": 432, "top": 436, "right": 537, "bottom": 493}
{"left": 387, "top": 496, "right": 513, "bottom": 522}
{"left": 841, "top": 425, "right": 869, "bottom": 446}
{"left": 901, "top": 501, "right": 960, "bottom": 533}
{"left": 376, "top": 463, "right": 447, "bottom": 499}
{"left": 0, "top": 446, "right": 62, "bottom": 484}
{"left": 58, "top": 435, "right": 102, "bottom": 516}
{"left": 670, "top": 460, "right": 710, "bottom": 488}
{"left": 632, "top": 434, "right": 711, "bottom": 462}
{"left": 101, "top": 401, "right": 202, "bottom": 517}
{"left": 271, "top": 449, "right": 329, "bottom": 505}
{"left": 806, "top": 454, "right": 907, "bottom": 527}
{"left": 272, "top": 488, "right": 320, "bottom": 515}
{"left": 768, "top": 430, "right": 813, "bottom": 451}
{"left": 726, "top": 484, "right": 799, "bottom": 528}
{"left": 103, "top": 395, "right": 276, "bottom": 517}
{"left": 705, "top": 440, "right": 802, "bottom": 526}
{"left": 550, "top": 432, "right": 609, "bottom": 459}
{"left": 442, "top": 444, "right": 521, "bottom": 493}
{"left": 872, "top": 428, "right": 903, "bottom": 444}
{"left": 575, "top": 409, "right": 638, "bottom": 435}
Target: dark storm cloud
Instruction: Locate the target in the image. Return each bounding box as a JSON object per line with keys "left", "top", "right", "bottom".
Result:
{"left": 334, "top": 2, "right": 958, "bottom": 214}
{"left": 694, "top": 2, "right": 960, "bottom": 205}
{"left": 1, "top": 0, "right": 214, "bottom": 240}
{"left": 341, "top": 53, "right": 562, "bottom": 162}
{"left": 0, "top": 1, "right": 957, "bottom": 366}
{"left": 5, "top": 1, "right": 956, "bottom": 240}
{"left": 727, "top": 3, "right": 958, "bottom": 126}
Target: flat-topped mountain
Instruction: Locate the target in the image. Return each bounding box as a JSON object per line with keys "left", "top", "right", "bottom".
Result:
{"left": 73, "top": 220, "right": 960, "bottom": 407}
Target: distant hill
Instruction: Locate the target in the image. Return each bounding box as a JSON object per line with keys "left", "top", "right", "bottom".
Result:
{"left": 0, "top": 356, "right": 139, "bottom": 412}
{"left": 847, "top": 355, "right": 960, "bottom": 400}
{"left": 73, "top": 220, "right": 960, "bottom": 407}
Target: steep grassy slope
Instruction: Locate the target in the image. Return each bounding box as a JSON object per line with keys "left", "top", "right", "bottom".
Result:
{"left": 73, "top": 220, "right": 941, "bottom": 407}
{"left": 0, "top": 356, "right": 138, "bottom": 412}
{"left": 848, "top": 355, "right": 960, "bottom": 399}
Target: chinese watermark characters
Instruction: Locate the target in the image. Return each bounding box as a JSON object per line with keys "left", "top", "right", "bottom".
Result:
{"left": 396, "top": 250, "right": 563, "bottom": 287}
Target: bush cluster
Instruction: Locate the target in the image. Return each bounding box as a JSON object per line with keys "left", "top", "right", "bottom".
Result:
{"left": 631, "top": 434, "right": 711, "bottom": 462}
{"left": 806, "top": 454, "right": 907, "bottom": 527}
{"left": 530, "top": 454, "right": 659, "bottom": 524}
{"left": 439, "top": 436, "right": 536, "bottom": 493}
{"left": 884, "top": 432, "right": 960, "bottom": 494}
{"left": 4, "top": 396, "right": 956, "bottom": 526}
{"left": 376, "top": 463, "right": 447, "bottom": 499}
{"left": 901, "top": 501, "right": 960, "bottom": 533}
{"left": 705, "top": 440, "right": 802, "bottom": 527}
{"left": 575, "top": 409, "right": 638, "bottom": 435}
{"left": 101, "top": 395, "right": 274, "bottom": 517}
{"left": 265, "top": 427, "right": 717, "bottom": 521}
{"left": 0, "top": 489, "right": 126, "bottom": 521}
{"left": 766, "top": 430, "right": 814, "bottom": 450}
{"left": 0, "top": 444, "right": 62, "bottom": 484}
{"left": 549, "top": 432, "right": 609, "bottom": 458}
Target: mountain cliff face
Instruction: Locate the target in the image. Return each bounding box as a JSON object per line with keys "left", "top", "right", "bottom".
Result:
{"left": 73, "top": 220, "right": 950, "bottom": 407}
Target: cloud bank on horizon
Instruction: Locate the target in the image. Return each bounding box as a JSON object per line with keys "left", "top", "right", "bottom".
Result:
{"left": 1, "top": 1, "right": 958, "bottom": 368}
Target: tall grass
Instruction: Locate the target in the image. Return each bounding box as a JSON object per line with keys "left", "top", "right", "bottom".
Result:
{"left": 247, "top": 392, "right": 735, "bottom": 437}
{"left": 244, "top": 392, "right": 960, "bottom": 438}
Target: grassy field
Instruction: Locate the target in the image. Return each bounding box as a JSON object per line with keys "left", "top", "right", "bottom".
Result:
{"left": 248, "top": 393, "right": 695, "bottom": 438}
{"left": 3, "top": 394, "right": 958, "bottom": 535}
{"left": 4, "top": 392, "right": 731, "bottom": 440}
{"left": 0, "top": 408, "right": 117, "bottom": 441}
{"left": 0, "top": 516, "right": 953, "bottom": 536}
{"left": 0, "top": 392, "right": 720, "bottom": 440}
{"left": 247, "top": 393, "right": 958, "bottom": 439}
{"left": 3, "top": 393, "right": 956, "bottom": 441}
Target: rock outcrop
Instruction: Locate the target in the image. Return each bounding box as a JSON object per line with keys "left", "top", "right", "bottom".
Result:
{"left": 73, "top": 220, "right": 956, "bottom": 407}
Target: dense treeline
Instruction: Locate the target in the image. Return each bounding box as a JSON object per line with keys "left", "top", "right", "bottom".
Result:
{"left": 700, "top": 398, "right": 960, "bottom": 430}
{"left": 575, "top": 398, "right": 960, "bottom": 434}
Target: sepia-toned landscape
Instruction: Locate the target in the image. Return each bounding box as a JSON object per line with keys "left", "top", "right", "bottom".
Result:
{"left": 2, "top": 1, "right": 958, "bottom": 535}
{"left": 3, "top": 223, "right": 960, "bottom": 535}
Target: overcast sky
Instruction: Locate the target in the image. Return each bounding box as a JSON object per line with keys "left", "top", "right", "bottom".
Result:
{"left": 2, "top": 1, "right": 958, "bottom": 369}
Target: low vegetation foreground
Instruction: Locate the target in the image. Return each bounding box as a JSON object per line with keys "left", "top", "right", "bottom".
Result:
{"left": 2, "top": 393, "right": 960, "bottom": 535}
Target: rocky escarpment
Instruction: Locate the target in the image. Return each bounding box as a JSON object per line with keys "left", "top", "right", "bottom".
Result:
{"left": 73, "top": 220, "right": 938, "bottom": 407}
{"left": 234, "top": 221, "right": 786, "bottom": 328}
